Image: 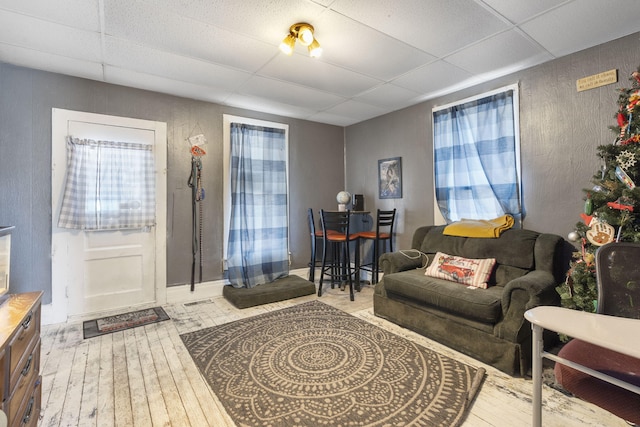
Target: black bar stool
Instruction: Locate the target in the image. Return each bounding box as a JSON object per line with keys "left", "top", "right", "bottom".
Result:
{"left": 318, "top": 209, "right": 359, "bottom": 301}
{"left": 306, "top": 208, "right": 323, "bottom": 283}
{"left": 357, "top": 209, "right": 396, "bottom": 284}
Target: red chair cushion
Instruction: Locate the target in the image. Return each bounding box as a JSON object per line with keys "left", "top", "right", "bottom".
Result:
{"left": 314, "top": 230, "right": 339, "bottom": 237}
{"left": 357, "top": 231, "right": 391, "bottom": 240}
{"left": 326, "top": 234, "right": 359, "bottom": 242}
{"left": 555, "top": 338, "right": 640, "bottom": 424}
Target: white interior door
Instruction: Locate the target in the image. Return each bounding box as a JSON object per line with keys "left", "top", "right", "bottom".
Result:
{"left": 50, "top": 109, "right": 167, "bottom": 322}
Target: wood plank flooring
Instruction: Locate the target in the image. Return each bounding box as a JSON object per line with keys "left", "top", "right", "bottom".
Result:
{"left": 39, "top": 280, "right": 628, "bottom": 427}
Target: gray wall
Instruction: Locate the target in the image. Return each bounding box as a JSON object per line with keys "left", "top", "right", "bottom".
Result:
{"left": 345, "top": 32, "right": 640, "bottom": 252}
{"left": 0, "top": 64, "right": 345, "bottom": 302}
{"left": 3, "top": 31, "right": 639, "bottom": 303}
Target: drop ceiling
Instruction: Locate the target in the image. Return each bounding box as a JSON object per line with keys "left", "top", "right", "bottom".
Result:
{"left": 0, "top": 0, "right": 639, "bottom": 126}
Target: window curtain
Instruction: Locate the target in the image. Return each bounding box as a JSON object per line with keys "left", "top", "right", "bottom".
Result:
{"left": 433, "top": 90, "right": 521, "bottom": 224}
{"left": 58, "top": 136, "right": 155, "bottom": 230}
{"left": 227, "top": 123, "right": 289, "bottom": 288}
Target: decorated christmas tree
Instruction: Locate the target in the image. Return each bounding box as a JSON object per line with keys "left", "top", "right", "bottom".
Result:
{"left": 557, "top": 67, "right": 640, "bottom": 312}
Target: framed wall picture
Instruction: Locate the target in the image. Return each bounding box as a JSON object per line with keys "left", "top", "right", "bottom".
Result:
{"left": 378, "top": 157, "right": 402, "bottom": 199}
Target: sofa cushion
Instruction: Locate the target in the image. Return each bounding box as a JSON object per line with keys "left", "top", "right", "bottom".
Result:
{"left": 425, "top": 252, "right": 496, "bottom": 289}
{"left": 383, "top": 269, "right": 503, "bottom": 323}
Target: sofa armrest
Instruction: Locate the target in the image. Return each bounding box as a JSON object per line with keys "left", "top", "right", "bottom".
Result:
{"left": 379, "top": 250, "right": 426, "bottom": 275}
{"left": 496, "top": 270, "right": 560, "bottom": 342}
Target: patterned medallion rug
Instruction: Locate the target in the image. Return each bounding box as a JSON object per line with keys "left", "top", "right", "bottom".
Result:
{"left": 180, "top": 301, "right": 485, "bottom": 426}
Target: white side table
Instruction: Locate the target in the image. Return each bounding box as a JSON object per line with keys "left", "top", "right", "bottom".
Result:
{"left": 524, "top": 306, "right": 640, "bottom": 427}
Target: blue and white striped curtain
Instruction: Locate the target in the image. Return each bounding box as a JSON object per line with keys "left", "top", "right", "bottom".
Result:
{"left": 58, "top": 136, "right": 155, "bottom": 230}
{"left": 227, "top": 123, "right": 289, "bottom": 288}
{"left": 433, "top": 90, "right": 521, "bottom": 224}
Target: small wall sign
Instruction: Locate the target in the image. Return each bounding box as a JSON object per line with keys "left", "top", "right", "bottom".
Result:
{"left": 576, "top": 69, "right": 618, "bottom": 92}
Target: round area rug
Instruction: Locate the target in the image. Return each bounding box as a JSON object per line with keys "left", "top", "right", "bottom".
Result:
{"left": 180, "top": 301, "right": 484, "bottom": 427}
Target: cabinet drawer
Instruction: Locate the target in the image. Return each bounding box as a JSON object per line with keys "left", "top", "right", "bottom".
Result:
{"left": 0, "top": 348, "right": 5, "bottom": 403}
{"left": 9, "top": 337, "right": 39, "bottom": 395}
{"left": 8, "top": 308, "right": 38, "bottom": 378}
{"left": 5, "top": 339, "right": 39, "bottom": 425}
{"left": 10, "top": 375, "right": 40, "bottom": 427}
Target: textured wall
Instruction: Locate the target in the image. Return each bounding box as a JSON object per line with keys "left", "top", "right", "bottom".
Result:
{"left": 0, "top": 65, "right": 344, "bottom": 302}
{"left": 2, "top": 31, "right": 639, "bottom": 303}
{"left": 345, "top": 32, "right": 640, "bottom": 253}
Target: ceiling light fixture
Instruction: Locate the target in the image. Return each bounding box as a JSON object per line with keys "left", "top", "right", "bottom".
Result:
{"left": 279, "top": 22, "right": 322, "bottom": 58}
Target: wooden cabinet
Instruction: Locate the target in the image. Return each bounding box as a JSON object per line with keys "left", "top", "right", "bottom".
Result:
{"left": 0, "top": 292, "right": 43, "bottom": 427}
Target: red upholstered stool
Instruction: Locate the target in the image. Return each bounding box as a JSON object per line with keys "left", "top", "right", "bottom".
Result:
{"left": 527, "top": 243, "right": 640, "bottom": 426}
{"left": 555, "top": 338, "right": 640, "bottom": 424}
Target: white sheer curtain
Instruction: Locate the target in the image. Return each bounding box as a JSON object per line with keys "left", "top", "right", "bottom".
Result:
{"left": 58, "top": 136, "right": 155, "bottom": 230}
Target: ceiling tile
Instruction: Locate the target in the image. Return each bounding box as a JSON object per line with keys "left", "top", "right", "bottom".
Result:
{"left": 314, "top": 11, "right": 436, "bottom": 80}
{"left": 446, "top": 29, "right": 554, "bottom": 76}
{"left": 321, "top": 99, "right": 388, "bottom": 123}
{"left": 329, "top": 0, "right": 509, "bottom": 56}
{"left": 520, "top": 0, "right": 640, "bottom": 57}
{"left": 0, "top": 0, "right": 100, "bottom": 31}
{"left": 104, "top": 0, "right": 276, "bottom": 72}
{"left": 104, "top": 37, "right": 252, "bottom": 90}
{"left": 146, "top": 0, "right": 327, "bottom": 43}
{"left": 479, "top": 0, "right": 570, "bottom": 24}
{"left": 260, "top": 53, "right": 382, "bottom": 97}
{"left": 353, "top": 84, "right": 422, "bottom": 109}
{"left": 392, "top": 60, "right": 473, "bottom": 95}
{"left": 238, "top": 75, "right": 346, "bottom": 110}
{"left": 0, "top": 11, "right": 102, "bottom": 62}
{"left": 0, "top": 43, "right": 104, "bottom": 81}
{"left": 224, "top": 93, "right": 318, "bottom": 121}
{"left": 105, "top": 65, "right": 233, "bottom": 104}
{"left": 307, "top": 110, "right": 359, "bottom": 127}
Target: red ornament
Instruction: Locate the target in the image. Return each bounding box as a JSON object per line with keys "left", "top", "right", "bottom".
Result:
{"left": 607, "top": 197, "right": 634, "bottom": 212}
{"left": 580, "top": 213, "right": 594, "bottom": 226}
{"left": 621, "top": 135, "right": 640, "bottom": 145}
{"left": 618, "top": 112, "right": 627, "bottom": 127}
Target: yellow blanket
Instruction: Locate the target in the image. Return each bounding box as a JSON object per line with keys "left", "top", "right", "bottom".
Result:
{"left": 443, "top": 215, "right": 515, "bottom": 238}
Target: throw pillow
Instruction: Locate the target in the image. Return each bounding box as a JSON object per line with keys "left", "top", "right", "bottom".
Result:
{"left": 425, "top": 252, "right": 496, "bottom": 289}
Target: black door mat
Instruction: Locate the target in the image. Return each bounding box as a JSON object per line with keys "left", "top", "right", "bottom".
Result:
{"left": 83, "top": 306, "right": 170, "bottom": 339}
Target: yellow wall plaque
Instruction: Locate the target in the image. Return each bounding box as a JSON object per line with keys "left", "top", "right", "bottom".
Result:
{"left": 577, "top": 69, "right": 618, "bottom": 92}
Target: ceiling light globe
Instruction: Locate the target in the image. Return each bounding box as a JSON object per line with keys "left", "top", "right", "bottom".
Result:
{"left": 279, "top": 42, "right": 293, "bottom": 55}
{"left": 279, "top": 35, "right": 295, "bottom": 55}
{"left": 298, "top": 28, "right": 314, "bottom": 46}
{"left": 308, "top": 40, "right": 322, "bottom": 58}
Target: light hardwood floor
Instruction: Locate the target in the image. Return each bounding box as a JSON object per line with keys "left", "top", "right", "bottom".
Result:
{"left": 39, "top": 280, "right": 627, "bottom": 427}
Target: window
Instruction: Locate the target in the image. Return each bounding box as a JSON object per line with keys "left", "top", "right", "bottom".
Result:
{"left": 432, "top": 85, "right": 521, "bottom": 225}
{"left": 222, "top": 115, "right": 290, "bottom": 288}
{"left": 57, "top": 137, "right": 155, "bottom": 230}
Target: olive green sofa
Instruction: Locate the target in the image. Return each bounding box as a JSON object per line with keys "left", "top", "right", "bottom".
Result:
{"left": 373, "top": 225, "right": 564, "bottom": 376}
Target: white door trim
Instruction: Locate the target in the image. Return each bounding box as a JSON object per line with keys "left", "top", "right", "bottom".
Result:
{"left": 46, "top": 108, "right": 167, "bottom": 325}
